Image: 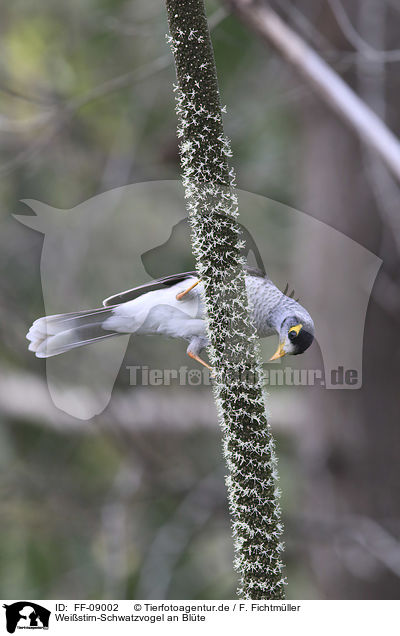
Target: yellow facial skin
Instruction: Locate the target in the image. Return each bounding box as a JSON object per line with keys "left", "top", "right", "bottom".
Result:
{"left": 269, "top": 323, "right": 303, "bottom": 361}
{"left": 288, "top": 323, "right": 303, "bottom": 337}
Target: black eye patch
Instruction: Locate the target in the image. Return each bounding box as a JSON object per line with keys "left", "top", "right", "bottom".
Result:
{"left": 292, "top": 329, "right": 314, "bottom": 355}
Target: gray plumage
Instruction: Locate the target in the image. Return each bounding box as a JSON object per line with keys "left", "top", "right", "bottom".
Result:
{"left": 27, "top": 268, "right": 314, "bottom": 361}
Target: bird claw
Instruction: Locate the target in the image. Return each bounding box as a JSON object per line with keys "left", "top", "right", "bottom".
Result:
{"left": 176, "top": 278, "right": 201, "bottom": 301}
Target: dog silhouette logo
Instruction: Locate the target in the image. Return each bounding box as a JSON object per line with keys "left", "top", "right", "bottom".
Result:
{"left": 15, "top": 182, "right": 381, "bottom": 419}
{"left": 3, "top": 602, "right": 50, "bottom": 633}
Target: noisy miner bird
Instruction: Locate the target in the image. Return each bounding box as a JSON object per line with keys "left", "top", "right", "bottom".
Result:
{"left": 27, "top": 267, "right": 314, "bottom": 369}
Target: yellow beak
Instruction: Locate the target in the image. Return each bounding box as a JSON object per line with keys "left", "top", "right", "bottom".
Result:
{"left": 269, "top": 341, "right": 286, "bottom": 361}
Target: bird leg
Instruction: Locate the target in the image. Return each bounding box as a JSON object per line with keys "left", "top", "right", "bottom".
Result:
{"left": 187, "top": 350, "right": 212, "bottom": 371}
{"left": 176, "top": 279, "right": 201, "bottom": 301}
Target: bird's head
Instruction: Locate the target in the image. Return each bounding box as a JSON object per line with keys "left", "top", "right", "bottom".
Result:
{"left": 270, "top": 315, "right": 314, "bottom": 361}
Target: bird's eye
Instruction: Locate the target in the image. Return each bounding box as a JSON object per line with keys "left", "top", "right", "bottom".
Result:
{"left": 288, "top": 323, "right": 303, "bottom": 341}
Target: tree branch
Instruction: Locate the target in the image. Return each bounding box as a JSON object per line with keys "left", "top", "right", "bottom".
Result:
{"left": 0, "top": 371, "right": 304, "bottom": 436}
{"left": 223, "top": 0, "right": 400, "bottom": 184}
{"left": 327, "top": 0, "right": 400, "bottom": 62}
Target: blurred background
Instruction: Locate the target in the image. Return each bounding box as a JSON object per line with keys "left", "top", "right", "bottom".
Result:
{"left": 1, "top": 0, "right": 400, "bottom": 600}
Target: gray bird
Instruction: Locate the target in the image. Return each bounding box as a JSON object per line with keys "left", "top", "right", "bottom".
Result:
{"left": 27, "top": 267, "right": 314, "bottom": 368}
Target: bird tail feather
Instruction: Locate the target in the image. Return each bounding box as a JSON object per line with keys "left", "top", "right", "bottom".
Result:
{"left": 26, "top": 306, "right": 119, "bottom": 358}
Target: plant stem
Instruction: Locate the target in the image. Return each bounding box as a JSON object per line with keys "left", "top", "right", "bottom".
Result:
{"left": 165, "top": 0, "right": 286, "bottom": 599}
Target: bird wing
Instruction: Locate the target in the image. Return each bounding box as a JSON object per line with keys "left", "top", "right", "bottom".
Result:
{"left": 103, "top": 266, "right": 266, "bottom": 307}
{"left": 102, "top": 271, "right": 198, "bottom": 307}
